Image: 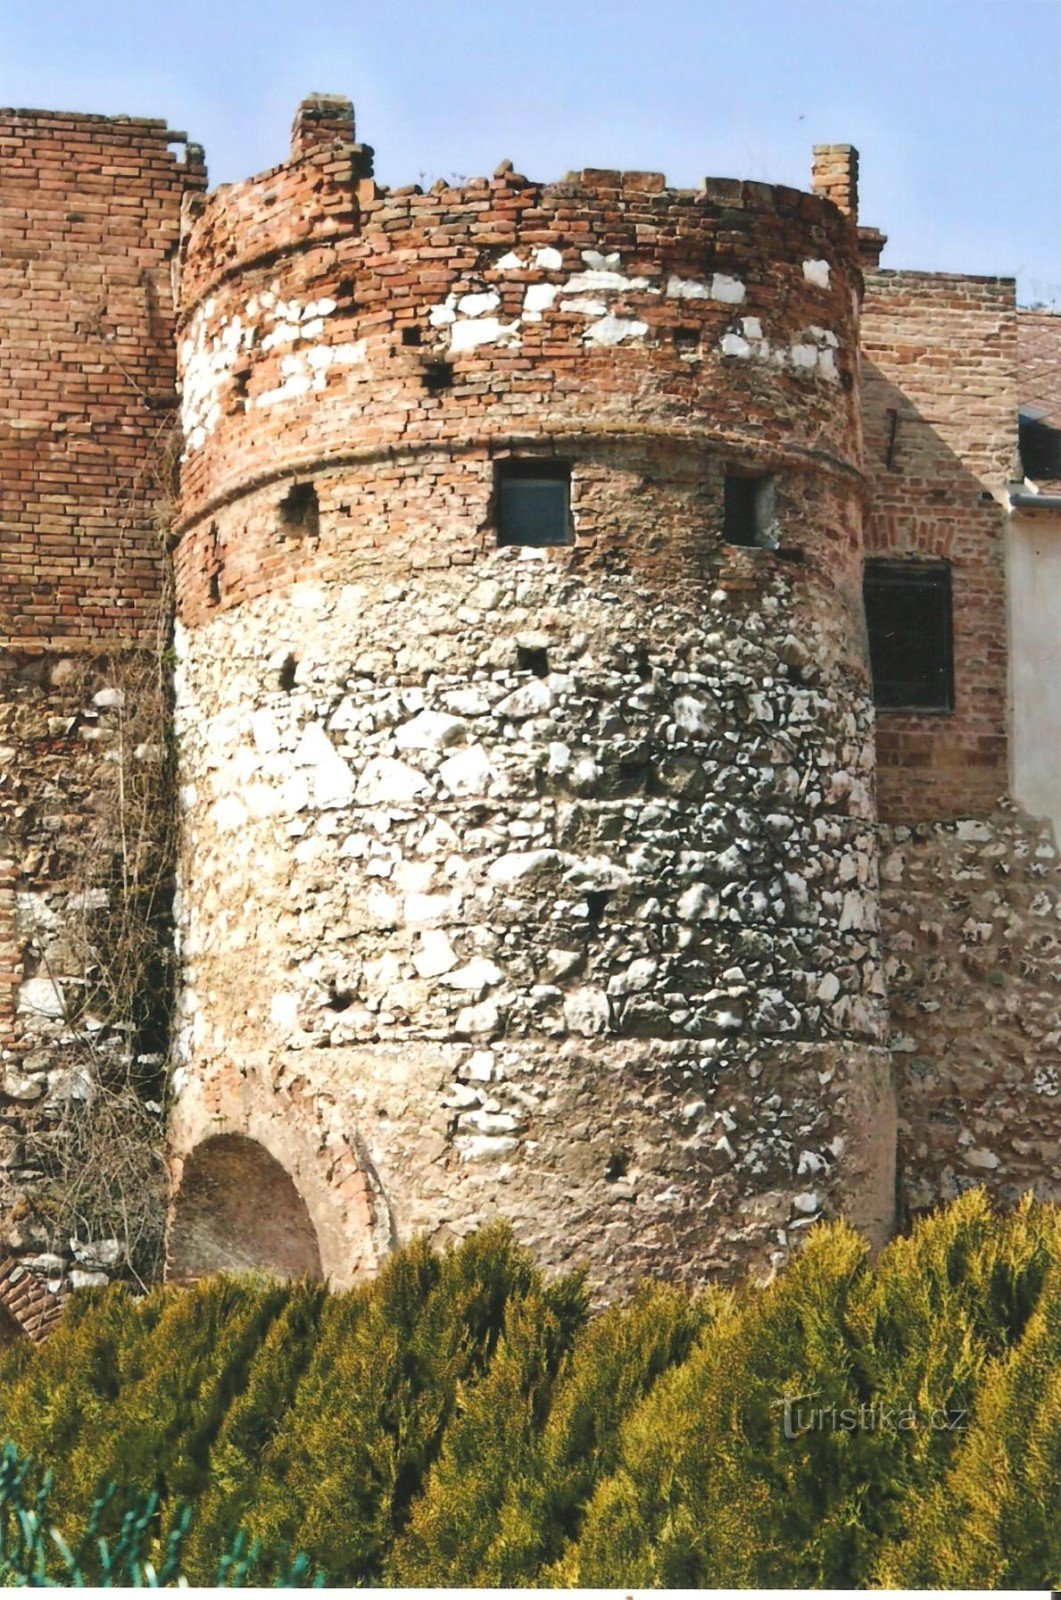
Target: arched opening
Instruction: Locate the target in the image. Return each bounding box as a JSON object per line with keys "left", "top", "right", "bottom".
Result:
{"left": 168, "top": 1133, "right": 323, "bottom": 1283}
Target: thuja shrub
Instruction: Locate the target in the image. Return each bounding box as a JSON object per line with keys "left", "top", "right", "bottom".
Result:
{"left": 389, "top": 1280, "right": 710, "bottom": 1586}
{"left": 563, "top": 1190, "right": 1060, "bottom": 1589}
{"left": 877, "top": 1264, "right": 1061, "bottom": 1588}
{"left": 236, "top": 1222, "right": 553, "bottom": 1585}
{"left": 0, "top": 1194, "right": 1056, "bottom": 1588}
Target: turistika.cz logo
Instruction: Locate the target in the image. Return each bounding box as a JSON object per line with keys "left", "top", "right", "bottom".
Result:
{"left": 777, "top": 1391, "right": 968, "bottom": 1440}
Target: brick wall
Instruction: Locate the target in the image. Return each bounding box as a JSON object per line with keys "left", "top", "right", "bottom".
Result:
{"left": 860, "top": 271, "right": 1018, "bottom": 820}
{"left": 0, "top": 109, "right": 206, "bottom": 650}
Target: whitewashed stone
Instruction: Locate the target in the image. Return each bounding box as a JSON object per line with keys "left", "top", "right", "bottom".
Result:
{"left": 439, "top": 744, "right": 494, "bottom": 796}
{"left": 442, "top": 958, "right": 504, "bottom": 991}
{"left": 18, "top": 978, "right": 66, "bottom": 1019}
{"left": 395, "top": 710, "right": 466, "bottom": 751}
{"left": 413, "top": 930, "right": 458, "bottom": 978}
{"left": 295, "top": 722, "right": 358, "bottom": 808}
{"left": 356, "top": 755, "right": 428, "bottom": 806}
{"left": 495, "top": 679, "right": 554, "bottom": 720}
{"left": 488, "top": 849, "right": 561, "bottom": 884}
{"left": 563, "top": 987, "right": 612, "bottom": 1035}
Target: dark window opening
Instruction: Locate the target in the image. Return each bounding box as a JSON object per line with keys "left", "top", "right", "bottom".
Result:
{"left": 496, "top": 461, "right": 573, "bottom": 548}
{"left": 516, "top": 643, "right": 550, "bottom": 677}
{"left": 278, "top": 654, "right": 298, "bottom": 693}
{"left": 1019, "top": 408, "right": 1061, "bottom": 482}
{"left": 584, "top": 889, "right": 611, "bottom": 923}
{"left": 674, "top": 325, "right": 700, "bottom": 355}
{"left": 401, "top": 326, "right": 422, "bottom": 347}
{"left": 279, "top": 482, "right": 320, "bottom": 540}
{"left": 723, "top": 473, "right": 778, "bottom": 549}
{"left": 863, "top": 561, "right": 954, "bottom": 712}
{"left": 206, "top": 523, "right": 222, "bottom": 607}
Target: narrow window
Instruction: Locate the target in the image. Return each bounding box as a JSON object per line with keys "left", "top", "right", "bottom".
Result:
{"left": 723, "top": 473, "right": 777, "bottom": 549}
{"left": 206, "top": 523, "right": 222, "bottom": 607}
{"left": 863, "top": 561, "right": 954, "bottom": 711}
{"left": 496, "top": 461, "right": 572, "bottom": 548}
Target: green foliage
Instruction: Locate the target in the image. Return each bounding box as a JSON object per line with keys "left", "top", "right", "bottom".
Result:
{"left": 0, "top": 1197, "right": 1056, "bottom": 1588}
{"left": 388, "top": 1278, "right": 589, "bottom": 1584}
{"left": 877, "top": 1261, "right": 1061, "bottom": 1587}
{"left": 0, "top": 1440, "right": 320, "bottom": 1586}
{"left": 242, "top": 1222, "right": 559, "bottom": 1584}
{"left": 565, "top": 1189, "right": 1061, "bottom": 1589}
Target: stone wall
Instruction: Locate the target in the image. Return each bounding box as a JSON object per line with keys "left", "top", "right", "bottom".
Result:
{"left": 170, "top": 534, "right": 895, "bottom": 1292}
{"left": 881, "top": 804, "right": 1060, "bottom": 1216}
{"left": 0, "top": 650, "right": 175, "bottom": 1285}
{"left": 860, "top": 271, "right": 1017, "bottom": 821}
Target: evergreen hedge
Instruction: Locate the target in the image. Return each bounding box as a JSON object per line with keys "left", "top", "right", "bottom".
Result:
{"left": 0, "top": 1193, "right": 1056, "bottom": 1587}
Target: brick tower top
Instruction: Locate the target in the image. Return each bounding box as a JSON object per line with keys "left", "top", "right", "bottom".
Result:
{"left": 174, "top": 97, "right": 866, "bottom": 622}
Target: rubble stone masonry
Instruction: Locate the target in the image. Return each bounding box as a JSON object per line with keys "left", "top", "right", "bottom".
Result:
{"left": 166, "top": 103, "right": 896, "bottom": 1291}
{"left": 0, "top": 112, "right": 205, "bottom": 1274}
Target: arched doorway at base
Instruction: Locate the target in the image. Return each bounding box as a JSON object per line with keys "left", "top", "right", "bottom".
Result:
{"left": 167, "top": 1133, "right": 322, "bottom": 1283}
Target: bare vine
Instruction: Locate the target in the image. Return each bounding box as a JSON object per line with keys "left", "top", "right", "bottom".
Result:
{"left": 18, "top": 417, "right": 182, "bottom": 1285}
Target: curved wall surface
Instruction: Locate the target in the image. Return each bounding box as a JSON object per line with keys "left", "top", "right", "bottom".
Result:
{"left": 168, "top": 98, "right": 895, "bottom": 1292}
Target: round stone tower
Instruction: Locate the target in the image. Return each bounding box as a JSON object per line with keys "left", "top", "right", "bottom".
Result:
{"left": 166, "top": 95, "right": 894, "bottom": 1292}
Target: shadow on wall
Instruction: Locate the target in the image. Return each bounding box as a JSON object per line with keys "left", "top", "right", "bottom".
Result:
{"left": 167, "top": 1133, "right": 323, "bottom": 1283}
{"left": 859, "top": 357, "right": 1010, "bottom": 822}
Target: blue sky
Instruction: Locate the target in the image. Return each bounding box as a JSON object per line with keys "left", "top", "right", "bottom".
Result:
{"left": 3, "top": 0, "right": 1058, "bottom": 305}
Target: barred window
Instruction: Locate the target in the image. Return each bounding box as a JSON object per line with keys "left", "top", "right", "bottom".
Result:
{"left": 863, "top": 561, "right": 954, "bottom": 711}
{"left": 496, "top": 462, "right": 572, "bottom": 548}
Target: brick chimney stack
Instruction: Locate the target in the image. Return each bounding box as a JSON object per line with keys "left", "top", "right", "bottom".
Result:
{"left": 291, "top": 93, "right": 356, "bottom": 160}
{"left": 811, "top": 143, "right": 859, "bottom": 225}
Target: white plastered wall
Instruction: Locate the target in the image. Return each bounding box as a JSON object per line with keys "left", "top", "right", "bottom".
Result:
{"left": 1008, "top": 507, "right": 1061, "bottom": 837}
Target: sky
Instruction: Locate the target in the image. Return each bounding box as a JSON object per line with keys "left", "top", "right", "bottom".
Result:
{"left": 1, "top": 0, "right": 1058, "bottom": 307}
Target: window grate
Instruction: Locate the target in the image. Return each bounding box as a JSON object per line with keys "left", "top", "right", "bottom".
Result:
{"left": 496, "top": 464, "right": 572, "bottom": 548}
{"left": 863, "top": 561, "right": 954, "bottom": 711}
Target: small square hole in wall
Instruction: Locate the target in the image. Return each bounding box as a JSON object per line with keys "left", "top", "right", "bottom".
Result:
{"left": 401, "top": 326, "right": 422, "bottom": 347}
{"left": 496, "top": 460, "right": 573, "bottom": 548}
{"left": 723, "top": 472, "right": 778, "bottom": 549}
{"left": 279, "top": 482, "right": 320, "bottom": 540}
{"left": 422, "top": 361, "right": 453, "bottom": 394}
